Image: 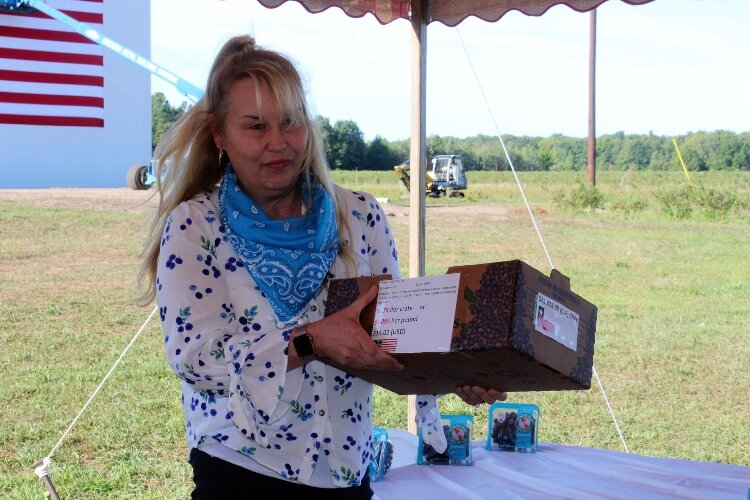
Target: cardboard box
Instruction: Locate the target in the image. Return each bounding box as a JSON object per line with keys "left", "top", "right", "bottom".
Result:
{"left": 324, "top": 260, "right": 597, "bottom": 395}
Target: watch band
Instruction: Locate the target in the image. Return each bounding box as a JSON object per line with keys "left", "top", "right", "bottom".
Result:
{"left": 292, "top": 324, "right": 316, "bottom": 359}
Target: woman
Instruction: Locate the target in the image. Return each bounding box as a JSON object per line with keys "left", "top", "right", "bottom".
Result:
{"left": 138, "top": 35, "right": 504, "bottom": 498}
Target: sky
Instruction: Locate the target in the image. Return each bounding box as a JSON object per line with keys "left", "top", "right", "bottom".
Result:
{"left": 151, "top": 0, "right": 750, "bottom": 141}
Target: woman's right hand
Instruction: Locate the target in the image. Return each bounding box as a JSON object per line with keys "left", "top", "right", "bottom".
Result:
{"left": 309, "top": 284, "right": 403, "bottom": 372}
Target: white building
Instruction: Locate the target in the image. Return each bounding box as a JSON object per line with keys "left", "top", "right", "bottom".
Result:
{"left": 0, "top": 0, "right": 151, "bottom": 188}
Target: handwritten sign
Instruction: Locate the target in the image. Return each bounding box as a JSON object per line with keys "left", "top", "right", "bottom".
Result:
{"left": 372, "top": 273, "right": 460, "bottom": 353}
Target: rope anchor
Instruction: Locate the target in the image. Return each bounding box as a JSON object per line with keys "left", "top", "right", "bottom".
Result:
{"left": 33, "top": 457, "right": 61, "bottom": 500}
{"left": 31, "top": 306, "right": 158, "bottom": 497}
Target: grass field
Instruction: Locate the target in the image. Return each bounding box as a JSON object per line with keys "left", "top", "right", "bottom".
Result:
{"left": 1, "top": 170, "right": 748, "bottom": 498}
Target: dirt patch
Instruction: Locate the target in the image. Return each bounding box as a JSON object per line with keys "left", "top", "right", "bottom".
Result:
{"left": 382, "top": 202, "right": 514, "bottom": 219}
{"left": 0, "top": 188, "right": 159, "bottom": 213}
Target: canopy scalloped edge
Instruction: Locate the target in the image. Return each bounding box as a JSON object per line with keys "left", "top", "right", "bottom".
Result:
{"left": 256, "top": 0, "right": 655, "bottom": 27}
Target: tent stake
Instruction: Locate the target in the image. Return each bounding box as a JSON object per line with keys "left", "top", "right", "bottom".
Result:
{"left": 33, "top": 458, "right": 61, "bottom": 500}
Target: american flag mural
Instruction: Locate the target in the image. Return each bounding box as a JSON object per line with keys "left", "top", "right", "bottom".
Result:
{"left": 0, "top": 0, "right": 104, "bottom": 127}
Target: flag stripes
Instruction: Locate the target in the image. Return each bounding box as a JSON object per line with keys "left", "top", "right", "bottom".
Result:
{"left": 0, "top": 91, "right": 103, "bottom": 107}
{"left": 0, "top": 69, "right": 103, "bottom": 86}
{"left": 0, "top": 113, "right": 103, "bottom": 126}
{"left": 0, "top": 0, "right": 105, "bottom": 127}
{"left": 375, "top": 338, "right": 399, "bottom": 353}
{"left": 0, "top": 47, "right": 103, "bottom": 65}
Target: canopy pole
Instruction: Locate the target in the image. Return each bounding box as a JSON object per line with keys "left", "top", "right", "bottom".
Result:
{"left": 587, "top": 9, "right": 597, "bottom": 186}
{"left": 407, "top": 0, "right": 428, "bottom": 434}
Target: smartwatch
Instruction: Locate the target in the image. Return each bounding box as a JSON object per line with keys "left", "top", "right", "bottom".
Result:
{"left": 292, "top": 324, "right": 316, "bottom": 359}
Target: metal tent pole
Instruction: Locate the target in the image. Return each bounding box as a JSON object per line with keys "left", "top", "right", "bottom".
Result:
{"left": 407, "top": 0, "right": 428, "bottom": 434}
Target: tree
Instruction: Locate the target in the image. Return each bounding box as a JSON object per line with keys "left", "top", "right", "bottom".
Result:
{"left": 732, "top": 142, "right": 750, "bottom": 170}
{"left": 258, "top": 112, "right": 750, "bottom": 172}
{"left": 682, "top": 132, "right": 711, "bottom": 171}
{"left": 152, "top": 92, "right": 186, "bottom": 150}
{"left": 389, "top": 139, "right": 410, "bottom": 164}
{"left": 364, "top": 136, "right": 399, "bottom": 170}
{"left": 329, "top": 120, "right": 366, "bottom": 170}
{"left": 316, "top": 116, "right": 335, "bottom": 167}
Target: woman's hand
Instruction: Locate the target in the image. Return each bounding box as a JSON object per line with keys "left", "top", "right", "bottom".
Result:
{"left": 307, "top": 285, "right": 403, "bottom": 372}
{"left": 454, "top": 385, "right": 508, "bottom": 406}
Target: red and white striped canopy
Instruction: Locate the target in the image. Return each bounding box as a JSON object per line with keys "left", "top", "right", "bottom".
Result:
{"left": 257, "top": 0, "right": 654, "bottom": 26}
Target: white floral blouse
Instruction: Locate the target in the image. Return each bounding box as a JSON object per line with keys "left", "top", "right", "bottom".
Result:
{"left": 156, "top": 185, "right": 400, "bottom": 488}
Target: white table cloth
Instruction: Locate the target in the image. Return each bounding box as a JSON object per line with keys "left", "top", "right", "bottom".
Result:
{"left": 372, "top": 430, "right": 750, "bottom": 499}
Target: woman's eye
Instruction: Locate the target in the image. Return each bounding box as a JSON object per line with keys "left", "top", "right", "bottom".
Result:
{"left": 249, "top": 123, "right": 266, "bottom": 131}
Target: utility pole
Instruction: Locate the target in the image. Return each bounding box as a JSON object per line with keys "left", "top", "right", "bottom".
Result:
{"left": 587, "top": 9, "right": 597, "bottom": 186}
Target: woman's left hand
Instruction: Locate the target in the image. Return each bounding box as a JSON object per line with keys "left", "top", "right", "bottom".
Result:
{"left": 454, "top": 385, "right": 508, "bottom": 407}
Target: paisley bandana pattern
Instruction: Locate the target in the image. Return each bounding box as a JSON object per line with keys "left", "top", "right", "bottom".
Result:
{"left": 218, "top": 165, "right": 339, "bottom": 323}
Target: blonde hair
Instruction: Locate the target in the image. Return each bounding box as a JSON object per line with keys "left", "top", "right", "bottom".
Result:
{"left": 136, "top": 35, "right": 354, "bottom": 306}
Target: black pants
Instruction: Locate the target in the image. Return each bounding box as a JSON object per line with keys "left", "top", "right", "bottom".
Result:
{"left": 189, "top": 448, "right": 373, "bottom": 499}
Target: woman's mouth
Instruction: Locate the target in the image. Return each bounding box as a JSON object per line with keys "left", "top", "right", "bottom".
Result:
{"left": 264, "top": 159, "right": 291, "bottom": 169}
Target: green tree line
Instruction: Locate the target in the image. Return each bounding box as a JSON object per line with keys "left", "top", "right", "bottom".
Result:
{"left": 153, "top": 93, "right": 750, "bottom": 172}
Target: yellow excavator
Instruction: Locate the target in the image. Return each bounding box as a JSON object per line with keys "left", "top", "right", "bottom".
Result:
{"left": 394, "top": 154, "right": 467, "bottom": 197}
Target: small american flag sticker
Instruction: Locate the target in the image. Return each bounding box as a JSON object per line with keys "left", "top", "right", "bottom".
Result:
{"left": 375, "top": 338, "right": 398, "bottom": 353}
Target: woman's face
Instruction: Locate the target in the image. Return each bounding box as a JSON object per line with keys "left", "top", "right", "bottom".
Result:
{"left": 215, "top": 78, "right": 308, "bottom": 206}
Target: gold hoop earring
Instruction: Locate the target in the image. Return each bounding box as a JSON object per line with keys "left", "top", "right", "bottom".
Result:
{"left": 218, "top": 149, "right": 225, "bottom": 167}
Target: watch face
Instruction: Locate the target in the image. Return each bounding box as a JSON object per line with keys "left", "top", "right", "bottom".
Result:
{"left": 293, "top": 333, "right": 315, "bottom": 358}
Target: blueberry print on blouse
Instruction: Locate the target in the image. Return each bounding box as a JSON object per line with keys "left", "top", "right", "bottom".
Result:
{"left": 156, "top": 186, "right": 400, "bottom": 488}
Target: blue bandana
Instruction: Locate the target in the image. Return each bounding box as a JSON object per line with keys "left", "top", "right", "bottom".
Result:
{"left": 218, "top": 165, "right": 339, "bottom": 324}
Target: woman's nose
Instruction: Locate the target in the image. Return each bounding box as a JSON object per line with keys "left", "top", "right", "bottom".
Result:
{"left": 266, "top": 126, "right": 288, "bottom": 151}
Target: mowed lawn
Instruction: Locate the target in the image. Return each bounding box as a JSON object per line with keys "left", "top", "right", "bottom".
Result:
{"left": 1, "top": 170, "right": 748, "bottom": 498}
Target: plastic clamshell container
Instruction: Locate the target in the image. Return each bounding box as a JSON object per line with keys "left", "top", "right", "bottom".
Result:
{"left": 486, "top": 402, "right": 540, "bottom": 453}
{"left": 369, "top": 427, "right": 393, "bottom": 482}
{"left": 417, "top": 414, "right": 474, "bottom": 465}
